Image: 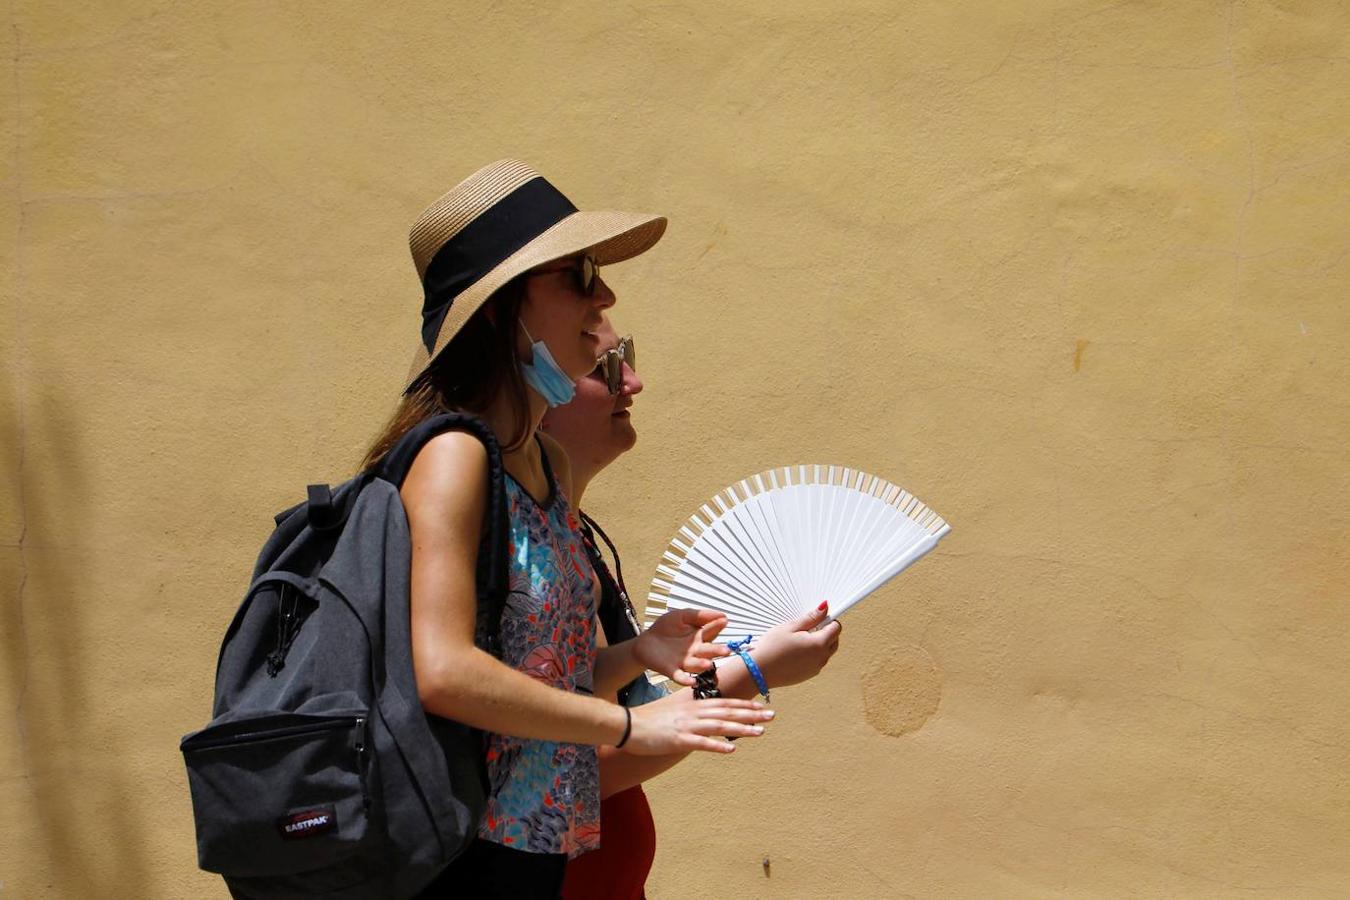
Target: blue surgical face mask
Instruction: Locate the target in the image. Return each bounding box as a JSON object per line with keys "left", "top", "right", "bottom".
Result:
{"left": 519, "top": 323, "right": 577, "bottom": 407}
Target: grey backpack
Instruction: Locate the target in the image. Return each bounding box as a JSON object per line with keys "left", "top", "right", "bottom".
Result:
{"left": 181, "top": 413, "right": 508, "bottom": 898}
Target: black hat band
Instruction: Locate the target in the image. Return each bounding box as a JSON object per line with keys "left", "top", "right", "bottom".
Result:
{"left": 419, "top": 177, "right": 578, "bottom": 353}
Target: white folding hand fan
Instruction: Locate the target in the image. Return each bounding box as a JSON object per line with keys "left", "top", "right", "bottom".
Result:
{"left": 646, "top": 465, "right": 950, "bottom": 640}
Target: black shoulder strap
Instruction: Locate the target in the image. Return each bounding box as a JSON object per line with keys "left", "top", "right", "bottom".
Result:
{"left": 374, "top": 412, "right": 510, "bottom": 655}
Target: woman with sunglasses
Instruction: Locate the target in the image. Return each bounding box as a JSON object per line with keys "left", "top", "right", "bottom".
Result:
{"left": 369, "top": 161, "right": 774, "bottom": 900}
{"left": 541, "top": 321, "right": 845, "bottom": 900}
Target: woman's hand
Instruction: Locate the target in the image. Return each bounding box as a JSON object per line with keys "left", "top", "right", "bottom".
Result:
{"left": 633, "top": 608, "right": 731, "bottom": 685}
{"left": 750, "top": 602, "right": 843, "bottom": 689}
{"left": 622, "top": 693, "right": 774, "bottom": 755}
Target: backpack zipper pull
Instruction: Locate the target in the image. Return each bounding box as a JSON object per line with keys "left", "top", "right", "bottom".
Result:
{"left": 266, "top": 584, "right": 301, "bottom": 677}
{"left": 353, "top": 716, "right": 370, "bottom": 810}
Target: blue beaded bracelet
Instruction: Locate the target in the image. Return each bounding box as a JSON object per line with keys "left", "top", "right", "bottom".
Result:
{"left": 727, "top": 635, "right": 770, "bottom": 700}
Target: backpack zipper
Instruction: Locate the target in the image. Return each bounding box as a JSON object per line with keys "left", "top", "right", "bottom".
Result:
{"left": 265, "top": 583, "right": 305, "bottom": 677}
{"left": 185, "top": 715, "right": 363, "bottom": 751}
{"left": 353, "top": 715, "right": 370, "bottom": 810}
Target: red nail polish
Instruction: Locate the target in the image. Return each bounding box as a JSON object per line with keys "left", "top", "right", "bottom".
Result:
{"left": 818, "top": 601, "right": 828, "bottom": 611}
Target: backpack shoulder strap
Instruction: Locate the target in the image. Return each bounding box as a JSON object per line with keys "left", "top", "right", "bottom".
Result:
{"left": 373, "top": 413, "right": 509, "bottom": 655}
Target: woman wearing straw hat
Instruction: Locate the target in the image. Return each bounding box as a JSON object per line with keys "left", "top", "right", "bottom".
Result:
{"left": 363, "top": 160, "right": 773, "bottom": 899}
{"left": 539, "top": 321, "right": 844, "bottom": 900}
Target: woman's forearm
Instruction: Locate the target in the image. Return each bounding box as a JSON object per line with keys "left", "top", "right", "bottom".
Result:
{"left": 418, "top": 646, "right": 629, "bottom": 746}
{"left": 592, "top": 639, "right": 645, "bottom": 698}
{"left": 598, "top": 740, "right": 690, "bottom": 798}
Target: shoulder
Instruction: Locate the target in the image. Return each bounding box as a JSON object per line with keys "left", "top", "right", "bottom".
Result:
{"left": 537, "top": 430, "right": 574, "bottom": 498}
{"left": 410, "top": 429, "right": 491, "bottom": 479}
{"left": 400, "top": 429, "right": 491, "bottom": 520}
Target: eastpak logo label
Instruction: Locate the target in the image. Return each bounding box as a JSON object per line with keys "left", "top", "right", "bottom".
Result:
{"left": 277, "top": 805, "right": 337, "bottom": 840}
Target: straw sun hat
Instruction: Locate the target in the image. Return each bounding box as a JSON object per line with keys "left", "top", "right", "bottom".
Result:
{"left": 405, "top": 159, "right": 667, "bottom": 389}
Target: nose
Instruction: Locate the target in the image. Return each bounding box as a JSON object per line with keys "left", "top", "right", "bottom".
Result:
{"left": 621, "top": 362, "right": 643, "bottom": 396}
{"left": 592, "top": 274, "right": 616, "bottom": 311}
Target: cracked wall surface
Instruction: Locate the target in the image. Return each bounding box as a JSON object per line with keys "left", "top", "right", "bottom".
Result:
{"left": 2, "top": 1, "right": 1349, "bottom": 897}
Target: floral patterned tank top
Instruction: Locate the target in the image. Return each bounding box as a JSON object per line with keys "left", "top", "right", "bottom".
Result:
{"left": 475, "top": 443, "right": 600, "bottom": 857}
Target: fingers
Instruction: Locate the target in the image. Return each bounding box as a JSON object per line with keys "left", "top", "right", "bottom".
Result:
{"left": 684, "top": 640, "right": 732, "bottom": 665}
{"left": 699, "top": 617, "right": 729, "bottom": 643}
{"left": 692, "top": 705, "right": 775, "bottom": 724}
{"left": 784, "top": 600, "right": 831, "bottom": 633}
{"left": 689, "top": 719, "right": 766, "bottom": 738}
{"left": 820, "top": 620, "right": 842, "bottom": 663}
{"left": 681, "top": 705, "right": 775, "bottom": 747}
{"left": 629, "top": 700, "right": 774, "bottom": 755}
{"left": 802, "top": 619, "right": 841, "bottom": 649}
{"left": 685, "top": 736, "right": 737, "bottom": 754}
{"left": 679, "top": 608, "right": 729, "bottom": 629}
{"left": 679, "top": 642, "right": 729, "bottom": 676}
{"left": 815, "top": 619, "right": 842, "bottom": 641}
{"left": 715, "top": 698, "right": 771, "bottom": 710}
{"left": 679, "top": 658, "right": 715, "bottom": 677}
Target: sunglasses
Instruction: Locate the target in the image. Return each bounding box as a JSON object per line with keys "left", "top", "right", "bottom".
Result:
{"left": 529, "top": 254, "right": 600, "bottom": 297}
{"left": 595, "top": 336, "right": 636, "bottom": 395}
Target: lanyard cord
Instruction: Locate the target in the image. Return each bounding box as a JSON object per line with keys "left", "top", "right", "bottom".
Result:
{"left": 578, "top": 509, "right": 642, "bottom": 637}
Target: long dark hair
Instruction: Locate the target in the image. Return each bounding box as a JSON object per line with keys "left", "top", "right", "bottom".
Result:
{"left": 362, "top": 277, "right": 532, "bottom": 470}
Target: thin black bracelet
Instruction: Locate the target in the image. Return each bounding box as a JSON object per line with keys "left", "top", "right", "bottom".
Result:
{"left": 614, "top": 706, "right": 633, "bottom": 749}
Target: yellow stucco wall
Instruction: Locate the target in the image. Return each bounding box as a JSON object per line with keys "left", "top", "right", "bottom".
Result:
{"left": 4, "top": 2, "right": 1349, "bottom": 897}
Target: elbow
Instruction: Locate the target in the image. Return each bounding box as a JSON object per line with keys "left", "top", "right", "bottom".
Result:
{"left": 413, "top": 650, "right": 477, "bottom": 719}
{"left": 415, "top": 669, "right": 446, "bottom": 713}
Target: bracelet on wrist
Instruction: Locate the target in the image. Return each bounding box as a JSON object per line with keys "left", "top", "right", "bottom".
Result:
{"left": 727, "top": 636, "right": 771, "bottom": 701}
{"left": 614, "top": 706, "right": 632, "bottom": 749}
{"left": 692, "top": 666, "right": 722, "bottom": 700}
{"left": 691, "top": 663, "right": 740, "bottom": 742}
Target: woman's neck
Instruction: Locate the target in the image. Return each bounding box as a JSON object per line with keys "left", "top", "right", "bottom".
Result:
{"left": 482, "top": 387, "right": 553, "bottom": 496}
{"left": 480, "top": 387, "right": 546, "bottom": 455}
{"left": 568, "top": 467, "right": 596, "bottom": 510}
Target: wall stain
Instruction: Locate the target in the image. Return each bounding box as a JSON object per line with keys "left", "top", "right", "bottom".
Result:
{"left": 1074, "top": 338, "right": 1090, "bottom": 372}
{"left": 861, "top": 646, "right": 942, "bottom": 737}
{"left": 697, "top": 221, "right": 727, "bottom": 259}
